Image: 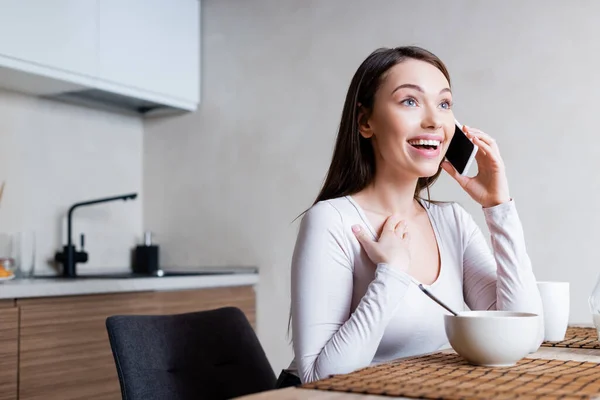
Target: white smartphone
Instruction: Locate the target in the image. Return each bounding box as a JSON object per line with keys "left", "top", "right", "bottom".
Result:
{"left": 445, "top": 119, "right": 478, "bottom": 176}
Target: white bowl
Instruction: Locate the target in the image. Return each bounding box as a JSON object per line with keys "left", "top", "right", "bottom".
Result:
{"left": 444, "top": 311, "right": 540, "bottom": 367}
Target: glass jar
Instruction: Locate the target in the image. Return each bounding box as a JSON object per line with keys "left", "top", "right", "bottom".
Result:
{"left": 0, "top": 232, "right": 17, "bottom": 278}
{"left": 0, "top": 231, "right": 36, "bottom": 279}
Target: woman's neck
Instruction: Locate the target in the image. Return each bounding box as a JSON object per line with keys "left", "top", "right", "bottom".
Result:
{"left": 354, "top": 173, "right": 421, "bottom": 217}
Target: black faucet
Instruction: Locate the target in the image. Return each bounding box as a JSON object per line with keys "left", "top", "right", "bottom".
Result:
{"left": 55, "top": 193, "right": 138, "bottom": 277}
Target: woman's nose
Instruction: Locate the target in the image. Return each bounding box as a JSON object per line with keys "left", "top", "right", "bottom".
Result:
{"left": 421, "top": 107, "right": 443, "bottom": 130}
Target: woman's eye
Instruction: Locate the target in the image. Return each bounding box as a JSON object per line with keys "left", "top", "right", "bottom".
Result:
{"left": 402, "top": 98, "right": 417, "bottom": 107}
{"left": 440, "top": 100, "right": 452, "bottom": 109}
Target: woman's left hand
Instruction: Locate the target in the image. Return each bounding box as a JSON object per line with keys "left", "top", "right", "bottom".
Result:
{"left": 441, "top": 125, "right": 511, "bottom": 208}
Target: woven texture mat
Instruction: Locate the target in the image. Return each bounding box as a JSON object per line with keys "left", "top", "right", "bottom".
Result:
{"left": 301, "top": 352, "right": 600, "bottom": 399}
{"left": 542, "top": 327, "right": 600, "bottom": 349}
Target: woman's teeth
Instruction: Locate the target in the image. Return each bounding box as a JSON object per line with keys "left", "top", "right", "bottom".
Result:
{"left": 408, "top": 139, "right": 441, "bottom": 149}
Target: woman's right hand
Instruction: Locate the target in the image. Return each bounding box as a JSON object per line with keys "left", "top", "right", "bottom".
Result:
{"left": 351, "top": 215, "right": 411, "bottom": 272}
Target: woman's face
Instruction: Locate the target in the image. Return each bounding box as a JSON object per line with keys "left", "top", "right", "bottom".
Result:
{"left": 360, "top": 59, "right": 455, "bottom": 179}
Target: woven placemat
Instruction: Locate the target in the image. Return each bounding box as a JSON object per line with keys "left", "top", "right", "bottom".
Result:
{"left": 542, "top": 327, "right": 600, "bottom": 349}
{"left": 301, "top": 352, "right": 600, "bottom": 399}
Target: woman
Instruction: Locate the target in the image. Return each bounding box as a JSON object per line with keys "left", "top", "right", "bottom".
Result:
{"left": 281, "top": 46, "right": 543, "bottom": 386}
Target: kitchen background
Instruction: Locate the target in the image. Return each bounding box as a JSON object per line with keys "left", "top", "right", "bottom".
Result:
{"left": 1, "top": 0, "right": 598, "bottom": 375}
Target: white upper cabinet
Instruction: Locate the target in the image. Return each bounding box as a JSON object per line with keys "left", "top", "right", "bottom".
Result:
{"left": 97, "top": 0, "right": 199, "bottom": 104}
{"left": 0, "top": 0, "right": 97, "bottom": 78}
{"left": 0, "top": 0, "right": 200, "bottom": 115}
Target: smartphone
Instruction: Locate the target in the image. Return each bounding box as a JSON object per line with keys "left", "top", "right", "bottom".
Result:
{"left": 445, "top": 119, "right": 478, "bottom": 176}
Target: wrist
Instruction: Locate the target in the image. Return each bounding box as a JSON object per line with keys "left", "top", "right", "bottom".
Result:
{"left": 482, "top": 196, "right": 511, "bottom": 208}
{"left": 376, "top": 263, "right": 412, "bottom": 284}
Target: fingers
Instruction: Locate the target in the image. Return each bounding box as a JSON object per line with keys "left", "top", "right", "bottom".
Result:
{"left": 402, "top": 230, "right": 410, "bottom": 242}
{"left": 353, "top": 216, "right": 409, "bottom": 246}
{"left": 382, "top": 214, "right": 402, "bottom": 235}
{"left": 352, "top": 225, "right": 373, "bottom": 251}
{"left": 394, "top": 220, "right": 407, "bottom": 236}
{"left": 462, "top": 126, "right": 506, "bottom": 169}
{"left": 441, "top": 160, "right": 459, "bottom": 178}
{"left": 471, "top": 140, "right": 488, "bottom": 167}
{"left": 441, "top": 160, "right": 470, "bottom": 186}
{"left": 389, "top": 217, "right": 410, "bottom": 241}
{"left": 352, "top": 221, "right": 410, "bottom": 267}
{"left": 472, "top": 136, "right": 492, "bottom": 156}
{"left": 463, "top": 126, "right": 496, "bottom": 155}
{"left": 464, "top": 126, "right": 495, "bottom": 145}
{"left": 394, "top": 220, "right": 410, "bottom": 241}
{"left": 395, "top": 221, "right": 409, "bottom": 240}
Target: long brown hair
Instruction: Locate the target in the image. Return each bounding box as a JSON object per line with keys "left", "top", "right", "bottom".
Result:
{"left": 313, "top": 46, "right": 451, "bottom": 206}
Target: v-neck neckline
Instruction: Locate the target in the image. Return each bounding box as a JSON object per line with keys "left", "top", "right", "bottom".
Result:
{"left": 345, "top": 195, "right": 444, "bottom": 288}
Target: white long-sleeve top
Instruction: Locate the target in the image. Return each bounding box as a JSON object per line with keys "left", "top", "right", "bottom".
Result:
{"left": 289, "top": 196, "right": 543, "bottom": 384}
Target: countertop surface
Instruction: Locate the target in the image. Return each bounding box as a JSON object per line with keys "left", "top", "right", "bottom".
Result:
{"left": 0, "top": 267, "right": 259, "bottom": 299}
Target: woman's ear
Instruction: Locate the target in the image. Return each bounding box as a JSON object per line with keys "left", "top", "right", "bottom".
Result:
{"left": 357, "top": 105, "right": 374, "bottom": 139}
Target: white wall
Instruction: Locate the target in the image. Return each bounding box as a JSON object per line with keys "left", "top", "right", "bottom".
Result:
{"left": 144, "top": 0, "right": 600, "bottom": 371}
{"left": 0, "top": 90, "right": 143, "bottom": 276}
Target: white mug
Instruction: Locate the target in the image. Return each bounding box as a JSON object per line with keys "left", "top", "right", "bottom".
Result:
{"left": 537, "top": 281, "right": 570, "bottom": 342}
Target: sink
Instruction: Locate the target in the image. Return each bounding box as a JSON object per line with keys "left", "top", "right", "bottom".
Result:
{"left": 73, "top": 272, "right": 219, "bottom": 279}
{"left": 34, "top": 267, "right": 258, "bottom": 279}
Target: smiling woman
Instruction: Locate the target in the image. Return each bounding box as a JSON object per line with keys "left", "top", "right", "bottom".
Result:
{"left": 281, "top": 46, "right": 543, "bottom": 386}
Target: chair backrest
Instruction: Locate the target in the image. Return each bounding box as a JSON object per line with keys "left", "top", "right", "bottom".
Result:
{"left": 106, "top": 306, "right": 276, "bottom": 400}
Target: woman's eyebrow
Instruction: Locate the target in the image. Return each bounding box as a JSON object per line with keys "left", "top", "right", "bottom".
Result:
{"left": 391, "top": 84, "right": 452, "bottom": 95}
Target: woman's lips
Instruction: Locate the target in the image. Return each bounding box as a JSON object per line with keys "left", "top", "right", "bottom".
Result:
{"left": 407, "top": 143, "right": 442, "bottom": 159}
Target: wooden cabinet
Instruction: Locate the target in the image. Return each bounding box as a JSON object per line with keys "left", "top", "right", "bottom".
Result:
{"left": 0, "top": 301, "right": 18, "bottom": 400}
{"left": 13, "top": 286, "right": 255, "bottom": 400}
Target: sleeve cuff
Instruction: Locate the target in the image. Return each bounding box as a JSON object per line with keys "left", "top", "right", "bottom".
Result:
{"left": 375, "top": 263, "right": 413, "bottom": 287}
{"left": 482, "top": 198, "right": 517, "bottom": 225}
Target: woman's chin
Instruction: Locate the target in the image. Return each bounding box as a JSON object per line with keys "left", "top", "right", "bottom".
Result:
{"left": 417, "top": 164, "right": 442, "bottom": 178}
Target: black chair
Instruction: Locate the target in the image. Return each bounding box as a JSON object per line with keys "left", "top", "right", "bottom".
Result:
{"left": 106, "top": 307, "right": 276, "bottom": 400}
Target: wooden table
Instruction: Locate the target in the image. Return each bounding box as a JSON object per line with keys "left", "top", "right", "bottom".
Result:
{"left": 235, "top": 346, "right": 600, "bottom": 399}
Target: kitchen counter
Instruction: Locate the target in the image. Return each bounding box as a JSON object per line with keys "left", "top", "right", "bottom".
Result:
{"left": 0, "top": 270, "right": 258, "bottom": 400}
{"left": 0, "top": 267, "right": 259, "bottom": 299}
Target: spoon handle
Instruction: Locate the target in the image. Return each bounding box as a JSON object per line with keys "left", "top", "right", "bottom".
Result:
{"left": 418, "top": 284, "right": 458, "bottom": 316}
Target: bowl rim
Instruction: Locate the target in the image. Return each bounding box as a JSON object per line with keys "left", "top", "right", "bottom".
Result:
{"left": 445, "top": 311, "right": 539, "bottom": 319}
